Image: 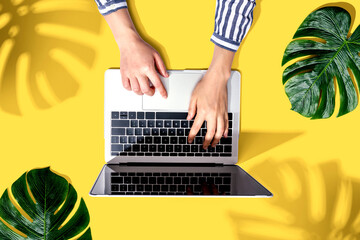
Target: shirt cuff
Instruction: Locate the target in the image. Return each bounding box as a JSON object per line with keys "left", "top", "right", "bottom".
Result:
{"left": 98, "top": 0, "right": 128, "bottom": 16}
{"left": 210, "top": 32, "right": 240, "bottom": 52}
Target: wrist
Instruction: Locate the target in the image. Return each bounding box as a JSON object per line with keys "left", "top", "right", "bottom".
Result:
{"left": 207, "top": 45, "right": 235, "bottom": 82}
{"left": 115, "top": 30, "right": 142, "bottom": 52}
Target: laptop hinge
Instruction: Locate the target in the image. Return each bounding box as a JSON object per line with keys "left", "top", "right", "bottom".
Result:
{"left": 116, "top": 162, "right": 224, "bottom": 167}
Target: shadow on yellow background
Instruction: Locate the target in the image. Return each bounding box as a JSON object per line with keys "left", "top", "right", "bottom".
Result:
{"left": 238, "top": 131, "right": 303, "bottom": 163}
{"left": 230, "top": 159, "right": 360, "bottom": 239}
{"left": 0, "top": 0, "right": 101, "bottom": 115}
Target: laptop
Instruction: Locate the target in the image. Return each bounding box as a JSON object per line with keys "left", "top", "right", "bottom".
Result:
{"left": 90, "top": 69, "right": 272, "bottom": 197}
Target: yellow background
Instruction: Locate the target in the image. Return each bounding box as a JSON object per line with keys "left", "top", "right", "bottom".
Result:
{"left": 1, "top": 0, "right": 360, "bottom": 239}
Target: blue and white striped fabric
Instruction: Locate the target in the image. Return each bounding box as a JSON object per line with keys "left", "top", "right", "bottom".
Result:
{"left": 94, "top": 0, "right": 256, "bottom": 52}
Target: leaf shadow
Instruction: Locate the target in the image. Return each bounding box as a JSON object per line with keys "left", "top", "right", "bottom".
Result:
{"left": 238, "top": 131, "right": 303, "bottom": 163}
{"left": 0, "top": 0, "right": 102, "bottom": 115}
{"left": 229, "top": 159, "right": 360, "bottom": 239}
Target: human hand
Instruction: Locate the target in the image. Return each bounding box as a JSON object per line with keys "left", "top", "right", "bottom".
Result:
{"left": 120, "top": 38, "right": 169, "bottom": 98}
{"left": 187, "top": 69, "right": 230, "bottom": 149}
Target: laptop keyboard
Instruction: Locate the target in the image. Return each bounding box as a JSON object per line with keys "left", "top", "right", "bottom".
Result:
{"left": 110, "top": 172, "right": 231, "bottom": 195}
{"left": 110, "top": 111, "right": 233, "bottom": 157}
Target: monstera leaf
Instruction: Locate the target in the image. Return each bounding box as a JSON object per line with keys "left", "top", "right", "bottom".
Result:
{"left": 0, "top": 168, "right": 91, "bottom": 239}
{"left": 282, "top": 7, "right": 360, "bottom": 119}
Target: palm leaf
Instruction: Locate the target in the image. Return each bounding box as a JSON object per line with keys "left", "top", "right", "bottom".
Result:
{"left": 282, "top": 7, "right": 360, "bottom": 119}
{"left": 0, "top": 168, "right": 91, "bottom": 240}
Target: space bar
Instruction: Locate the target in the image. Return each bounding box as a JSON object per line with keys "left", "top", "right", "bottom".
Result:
{"left": 156, "top": 112, "right": 188, "bottom": 119}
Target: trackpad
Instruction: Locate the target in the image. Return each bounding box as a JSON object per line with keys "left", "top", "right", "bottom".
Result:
{"left": 143, "top": 73, "right": 203, "bottom": 111}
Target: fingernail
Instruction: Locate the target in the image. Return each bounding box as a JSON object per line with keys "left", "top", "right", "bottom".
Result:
{"left": 188, "top": 140, "right": 193, "bottom": 144}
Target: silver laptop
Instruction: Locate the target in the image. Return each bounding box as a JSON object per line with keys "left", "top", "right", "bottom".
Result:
{"left": 90, "top": 69, "right": 272, "bottom": 197}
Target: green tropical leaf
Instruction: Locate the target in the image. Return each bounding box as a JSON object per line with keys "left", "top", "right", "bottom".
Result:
{"left": 282, "top": 6, "right": 360, "bottom": 119}
{"left": 0, "top": 167, "right": 91, "bottom": 240}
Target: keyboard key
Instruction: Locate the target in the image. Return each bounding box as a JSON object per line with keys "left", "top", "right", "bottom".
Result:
{"left": 158, "top": 145, "right": 165, "bottom": 152}
{"left": 170, "top": 185, "right": 177, "bottom": 192}
{"left": 143, "top": 128, "right": 151, "bottom": 135}
{"left": 177, "top": 129, "right": 184, "bottom": 136}
{"left": 181, "top": 121, "right": 189, "bottom": 128}
{"left": 179, "top": 137, "right": 186, "bottom": 144}
{"left": 212, "top": 153, "right": 219, "bottom": 157}
{"left": 145, "top": 185, "right": 152, "bottom": 191}
{"left": 132, "top": 177, "right": 140, "bottom": 184}
{"left": 111, "top": 185, "right": 119, "bottom": 191}
{"left": 179, "top": 153, "right": 186, "bottom": 156}
{"left": 178, "top": 185, "right": 186, "bottom": 192}
{"left": 128, "top": 185, "right": 136, "bottom": 191}
{"left": 170, "top": 137, "right": 178, "bottom": 144}
{"left": 156, "top": 120, "right": 163, "bottom": 128}
{"left": 154, "top": 137, "right": 161, "bottom": 144}
{"left": 111, "top": 151, "right": 119, "bottom": 156}
{"left": 169, "top": 129, "right": 176, "bottom": 136}
{"left": 120, "top": 152, "right": 127, "bottom": 156}
{"left": 190, "top": 177, "right": 197, "bottom": 184}
{"left": 140, "top": 177, "right": 148, "bottom": 184}
{"left": 195, "top": 153, "right": 202, "bottom": 157}
{"left": 111, "top": 172, "right": 119, "bottom": 176}
{"left": 183, "top": 145, "right": 190, "bottom": 152}
{"left": 162, "top": 137, "right": 170, "bottom": 144}
{"left": 187, "top": 153, "right": 194, "bottom": 156}
{"left": 160, "top": 129, "right": 167, "bottom": 136}
{"left": 132, "top": 145, "right": 140, "bottom": 152}
{"left": 195, "top": 137, "right": 203, "bottom": 144}
{"left": 128, "top": 136, "right": 136, "bottom": 143}
{"left": 170, "top": 153, "right": 177, "bottom": 156}
{"left": 149, "top": 145, "right": 157, "bottom": 152}
{"left": 146, "top": 112, "right": 155, "bottom": 119}
{"left": 173, "top": 121, "right": 180, "bottom": 128}
{"left": 185, "top": 129, "right": 190, "bottom": 136}
{"left": 112, "top": 112, "right": 119, "bottom": 119}
{"left": 145, "top": 153, "right": 152, "bottom": 156}
{"left": 111, "top": 177, "right": 123, "bottom": 183}
{"left": 156, "top": 112, "right": 187, "bottom": 119}
{"left": 220, "top": 138, "right": 232, "bottom": 144}
{"left": 120, "top": 185, "right": 127, "bottom": 191}
{"left": 228, "top": 113, "right": 233, "bottom": 120}
{"left": 224, "top": 146, "right": 232, "bottom": 152}
{"left": 219, "top": 185, "right": 231, "bottom": 192}
{"left": 136, "top": 152, "right": 144, "bottom": 156}
{"left": 129, "top": 112, "right": 136, "bottom": 119}
{"left": 124, "top": 177, "right": 131, "bottom": 183}
{"left": 174, "top": 177, "right": 181, "bottom": 184}
{"left": 182, "top": 177, "right": 189, "bottom": 184}
{"left": 126, "top": 128, "right": 134, "bottom": 135}
{"left": 161, "top": 185, "right": 168, "bottom": 191}
{"left": 112, "top": 128, "right": 125, "bottom": 135}
{"left": 111, "top": 136, "right": 119, "bottom": 143}
{"left": 128, "top": 152, "right": 135, "bottom": 156}
{"left": 153, "top": 185, "right": 160, "bottom": 191}
{"left": 162, "top": 153, "right": 169, "bottom": 156}
{"left": 201, "top": 129, "right": 207, "bottom": 136}
{"left": 220, "top": 153, "right": 232, "bottom": 157}
{"left": 164, "top": 121, "right": 172, "bottom": 127}
{"left": 135, "top": 128, "right": 142, "bottom": 135}
{"left": 223, "top": 177, "right": 231, "bottom": 184}
{"left": 131, "top": 120, "right": 138, "bottom": 127}
{"left": 136, "top": 185, "right": 144, "bottom": 191}
{"left": 112, "top": 120, "right": 129, "bottom": 127}
{"left": 152, "top": 128, "right": 159, "bottom": 135}
{"left": 120, "top": 136, "right": 127, "bottom": 143}
{"left": 111, "top": 145, "right": 123, "bottom": 151}
{"left": 149, "top": 177, "right": 156, "bottom": 184}
{"left": 137, "top": 112, "right": 145, "bottom": 119}
{"left": 208, "top": 146, "right": 215, "bottom": 152}
{"left": 141, "top": 145, "right": 148, "bottom": 152}
{"left": 204, "top": 153, "right": 211, "bottom": 157}
{"left": 145, "top": 137, "right": 152, "bottom": 144}
{"left": 120, "top": 112, "right": 127, "bottom": 119}
{"left": 216, "top": 145, "right": 223, "bottom": 152}
{"left": 124, "top": 144, "right": 131, "bottom": 152}
{"left": 229, "top": 121, "right": 232, "bottom": 128}
{"left": 139, "top": 120, "right": 146, "bottom": 127}
{"left": 175, "top": 145, "right": 182, "bottom": 152}
{"left": 148, "top": 120, "right": 155, "bottom": 127}
{"left": 166, "top": 145, "right": 173, "bottom": 152}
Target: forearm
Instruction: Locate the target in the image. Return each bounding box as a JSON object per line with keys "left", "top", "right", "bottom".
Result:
{"left": 207, "top": 45, "right": 235, "bottom": 82}
{"left": 103, "top": 9, "right": 141, "bottom": 51}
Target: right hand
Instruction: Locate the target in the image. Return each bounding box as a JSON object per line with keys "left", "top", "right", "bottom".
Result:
{"left": 120, "top": 38, "right": 169, "bottom": 98}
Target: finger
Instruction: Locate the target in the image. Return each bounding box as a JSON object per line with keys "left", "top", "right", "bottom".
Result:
{"left": 154, "top": 52, "right": 169, "bottom": 77}
{"left": 188, "top": 114, "right": 204, "bottom": 144}
{"left": 211, "top": 116, "right": 225, "bottom": 147}
{"left": 129, "top": 77, "right": 143, "bottom": 95}
{"left": 121, "top": 72, "right": 131, "bottom": 91}
{"left": 137, "top": 75, "right": 155, "bottom": 96}
{"left": 203, "top": 118, "right": 216, "bottom": 149}
{"left": 187, "top": 97, "right": 197, "bottom": 120}
{"left": 147, "top": 70, "right": 167, "bottom": 98}
{"left": 186, "top": 186, "right": 193, "bottom": 195}
{"left": 201, "top": 182, "right": 211, "bottom": 195}
{"left": 211, "top": 184, "right": 219, "bottom": 195}
{"left": 223, "top": 113, "right": 229, "bottom": 138}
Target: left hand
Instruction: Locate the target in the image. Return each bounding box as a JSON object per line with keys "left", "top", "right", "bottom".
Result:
{"left": 187, "top": 68, "right": 230, "bottom": 149}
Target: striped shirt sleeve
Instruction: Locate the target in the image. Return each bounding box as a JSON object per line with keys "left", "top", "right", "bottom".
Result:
{"left": 211, "top": 0, "right": 256, "bottom": 52}
{"left": 94, "top": 0, "right": 127, "bottom": 16}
